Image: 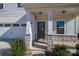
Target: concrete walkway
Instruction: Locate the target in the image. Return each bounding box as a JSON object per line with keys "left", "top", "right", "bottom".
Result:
{"left": 0, "top": 41, "right": 11, "bottom": 56}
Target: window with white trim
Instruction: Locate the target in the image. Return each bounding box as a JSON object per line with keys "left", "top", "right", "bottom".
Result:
{"left": 0, "top": 3, "right": 3, "bottom": 9}
{"left": 56, "top": 20, "right": 64, "bottom": 34}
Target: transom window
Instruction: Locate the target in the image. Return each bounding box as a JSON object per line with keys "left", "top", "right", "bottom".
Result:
{"left": 21, "top": 24, "right": 26, "bottom": 26}
{"left": 18, "top": 3, "right": 22, "bottom": 7}
{"left": 56, "top": 20, "right": 64, "bottom": 34}
{"left": 0, "top": 24, "right": 26, "bottom": 27}
{"left": 0, "top": 3, "right": 3, "bottom": 9}
{"left": 4, "top": 24, "right": 11, "bottom": 27}
{"left": 0, "top": 24, "right": 3, "bottom": 27}
{"left": 13, "top": 24, "right": 19, "bottom": 27}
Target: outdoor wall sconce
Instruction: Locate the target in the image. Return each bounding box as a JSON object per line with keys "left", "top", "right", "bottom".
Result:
{"left": 38, "top": 12, "right": 43, "bottom": 14}
{"left": 62, "top": 10, "right": 66, "bottom": 14}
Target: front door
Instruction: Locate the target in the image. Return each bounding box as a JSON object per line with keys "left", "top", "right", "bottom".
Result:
{"left": 37, "top": 22, "right": 45, "bottom": 40}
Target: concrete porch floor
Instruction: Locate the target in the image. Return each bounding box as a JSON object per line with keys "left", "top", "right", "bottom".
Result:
{"left": 31, "top": 39, "right": 78, "bottom": 56}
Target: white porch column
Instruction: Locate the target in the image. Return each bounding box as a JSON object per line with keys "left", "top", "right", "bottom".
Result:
{"left": 25, "top": 11, "right": 32, "bottom": 49}
{"left": 47, "top": 9, "right": 54, "bottom": 51}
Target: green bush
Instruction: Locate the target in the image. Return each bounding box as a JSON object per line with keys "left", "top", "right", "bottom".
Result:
{"left": 75, "top": 44, "right": 79, "bottom": 56}
{"left": 76, "top": 51, "right": 79, "bottom": 56}
{"left": 77, "top": 33, "right": 79, "bottom": 39}
{"left": 52, "top": 44, "right": 70, "bottom": 56}
{"left": 10, "top": 38, "right": 27, "bottom": 56}
{"left": 75, "top": 44, "right": 79, "bottom": 50}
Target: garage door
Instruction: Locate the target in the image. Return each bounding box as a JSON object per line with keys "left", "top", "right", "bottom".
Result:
{"left": 0, "top": 24, "right": 26, "bottom": 40}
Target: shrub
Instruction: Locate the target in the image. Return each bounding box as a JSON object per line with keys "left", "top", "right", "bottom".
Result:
{"left": 45, "top": 51, "right": 52, "bottom": 56}
{"left": 75, "top": 44, "right": 79, "bottom": 50}
{"left": 75, "top": 44, "right": 79, "bottom": 56}
{"left": 52, "top": 44, "right": 70, "bottom": 56}
{"left": 72, "top": 53, "right": 77, "bottom": 56}
{"left": 10, "top": 38, "right": 27, "bottom": 56}
{"left": 77, "top": 33, "right": 79, "bottom": 39}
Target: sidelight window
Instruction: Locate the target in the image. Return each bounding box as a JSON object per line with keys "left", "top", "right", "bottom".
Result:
{"left": 0, "top": 4, "right": 3, "bottom": 9}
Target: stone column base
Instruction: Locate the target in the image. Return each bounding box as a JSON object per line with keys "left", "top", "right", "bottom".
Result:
{"left": 47, "top": 35, "right": 54, "bottom": 51}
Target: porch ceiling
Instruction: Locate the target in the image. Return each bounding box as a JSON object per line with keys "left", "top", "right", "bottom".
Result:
{"left": 22, "top": 3, "right": 79, "bottom": 15}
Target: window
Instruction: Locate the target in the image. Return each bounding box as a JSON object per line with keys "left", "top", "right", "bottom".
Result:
{"left": 13, "top": 24, "right": 19, "bottom": 27}
{"left": 0, "top": 24, "right": 3, "bottom": 27}
{"left": 18, "top": 3, "right": 22, "bottom": 7}
{"left": 0, "top": 4, "right": 3, "bottom": 9}
{"left": 4, "top": 24, "right": 11, "bottom": 27}
{"left": 56, "top": 20, "right": 64, "bottom": 34}
{"left": 21, "top": 24, "right": 26, "bottom": 27}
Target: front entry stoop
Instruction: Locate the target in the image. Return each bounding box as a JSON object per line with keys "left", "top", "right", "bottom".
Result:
{"left": 31, "top": 39, "right": 47, "bottom": 56}
{"left": 31, "top": 50, "right": 46, "bottom": 56}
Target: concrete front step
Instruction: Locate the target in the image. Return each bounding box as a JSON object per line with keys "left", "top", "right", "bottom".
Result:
{"left": 31, "top": 47, "right": 46, "bottom": 51}
{"left": 33, "top": 42, "right": 47, "bottom": 49}
{"left": 31, "top": 46, "right": 46, "bottom": 56}
{"left": 31, "top": 41, "right": 47, "bottom": 56}
{"left": 32, "top": 50, "right": 46, "bottom": 56}
{"left": 38, "top": 39, "right": 47, "bottom": 44}
{"left": 34, "top": 42, "right": 47, "bottom": 47}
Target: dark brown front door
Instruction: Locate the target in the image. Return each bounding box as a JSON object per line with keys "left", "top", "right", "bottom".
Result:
{"left": 37, "top": 22, "right": 45, "bottom": 39}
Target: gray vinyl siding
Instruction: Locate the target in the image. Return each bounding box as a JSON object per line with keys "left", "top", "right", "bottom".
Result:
{"left": 0, "top": 3, "right": 27, "bottom": 40}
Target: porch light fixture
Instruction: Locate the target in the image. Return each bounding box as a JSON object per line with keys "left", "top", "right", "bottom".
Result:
{"left": 38, "top": 12, "right": 43, "bottom": 14}
{"left": 62, "top": 10, "right": 66, "bottom": 14}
